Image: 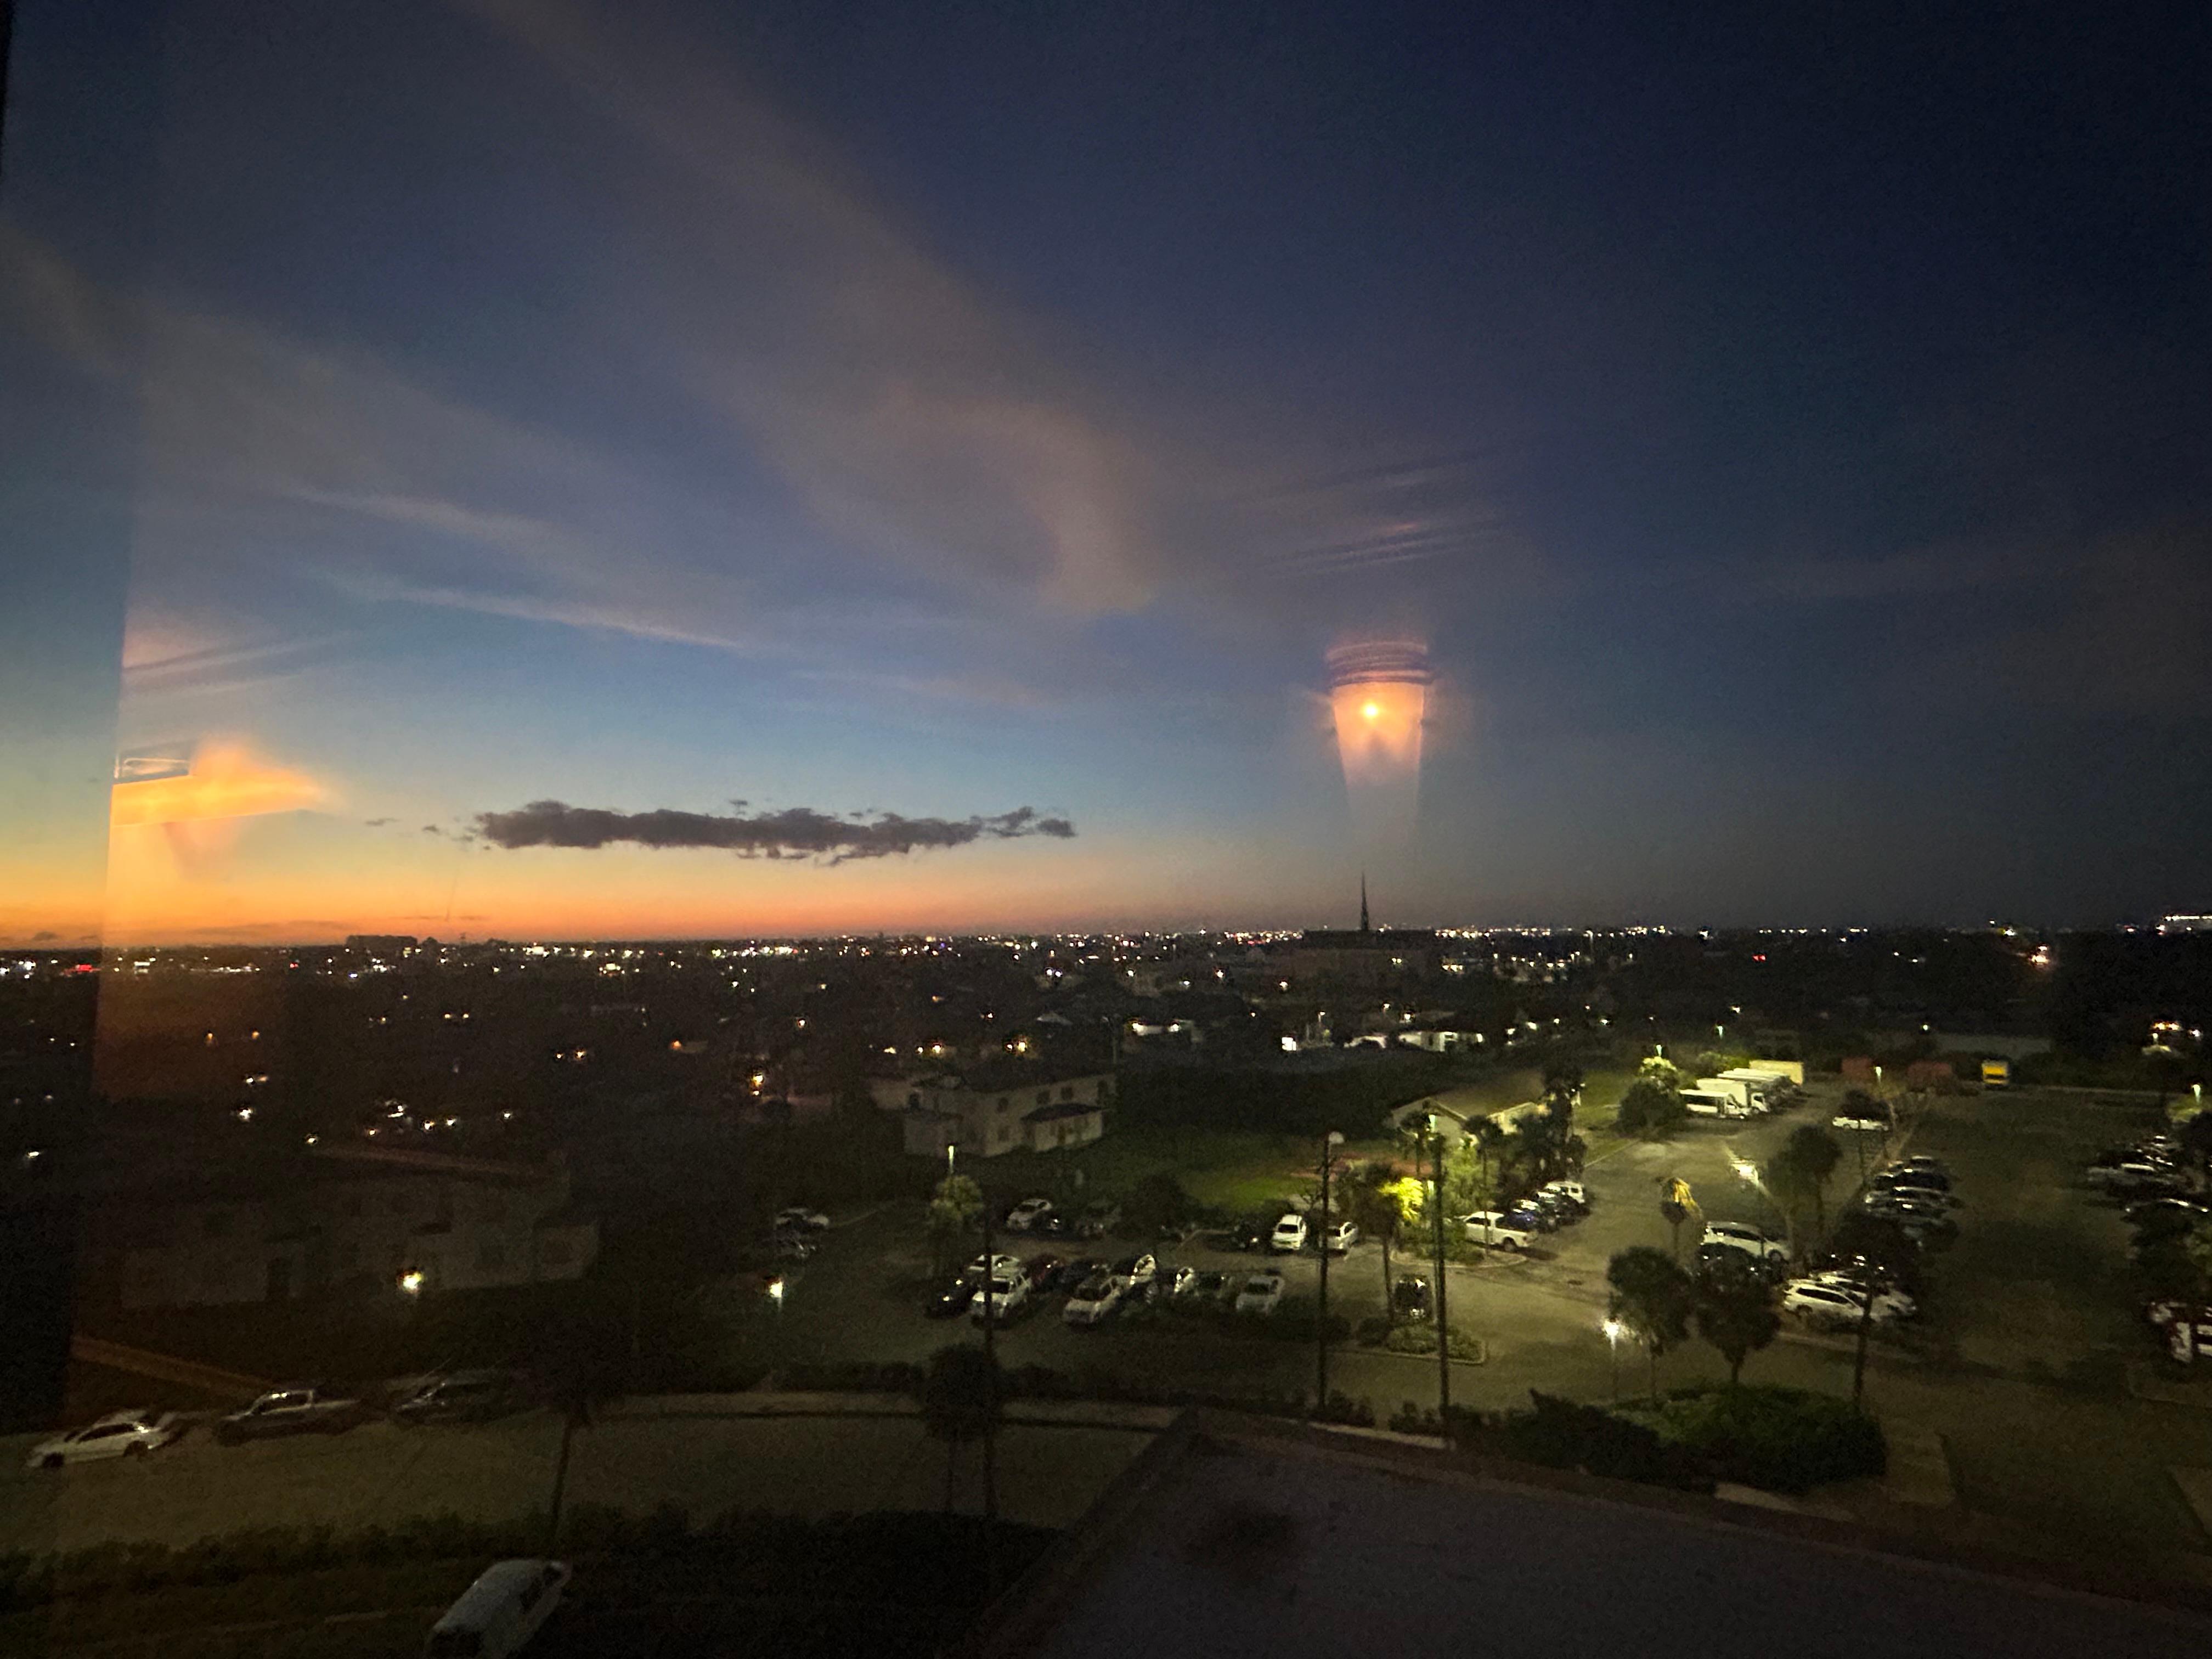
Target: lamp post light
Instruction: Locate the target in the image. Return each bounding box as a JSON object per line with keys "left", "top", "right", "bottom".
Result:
{"left": 1316, "top": 1129, "right": 1345, "bottom": 1415}
{"left": 1602, "top": 1317, "right": 1624, "bottom": 1401}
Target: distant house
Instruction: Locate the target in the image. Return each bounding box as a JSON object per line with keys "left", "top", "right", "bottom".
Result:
{"left": 95, "top": 1146, "right": 596, "bottom": 1309}
{"left": 895, "top": 1064, "right": 1114, "bottom": 1159}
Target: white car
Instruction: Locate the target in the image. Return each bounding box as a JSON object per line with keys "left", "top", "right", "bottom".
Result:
{"left": 1004, "top": 1197, "right": 1055, "bottom": 1232}
{"left": 1321, "top": 1219, "right": 1359, "bottom": 1253}
{"left": 1234, "top": 1270, "right": 1286, "bottom": 1315}
{"left": 1462, "top": 1211, "right": 1538, "bottom": 1251}
{"left": 1702, "top": 1222, "right": 1787, "bottom": 1263}
{"left": 1063, "top": 1273, "right": 1124, "bottom": 1326}
{"left": 775, "top": 1207, "right": 830, "bottom": 1232}
{"left": 968, "top": 1272, "right": 1029, "bottom": 1324}
{"left": 425, "top": 1559, "right": 569, "bottom": 1659}
{"left": 1539, "top": 1180, "right": 1588, "bottom": 1207}
{"left": 1784, "top": 1279, "right": 1911, "bottom": 1328}
{"left": 1270, "top": 1214, "right": 1310, "bottom": 1254}
{"left": 1805, "top": 1272, "right": 1917, "bottom": 1318}
{"left": 25, "top": 1410, "right": 182, "bottom": 1470}
{"left": 964, "top": 1252, "right": 1025, "bottom": 1283}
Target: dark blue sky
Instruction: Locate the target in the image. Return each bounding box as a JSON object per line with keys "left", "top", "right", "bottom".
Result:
{"left": 4, "top": 0, "right": 2210, "bottom": 942}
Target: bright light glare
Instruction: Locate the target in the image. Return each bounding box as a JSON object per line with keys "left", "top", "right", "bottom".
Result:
{"left": 1602, "top": 1318, "right": 1624, "bottom": 1341}
{"left": 1361, "top": 700, "right": 1381, "bottom": 720}
{"left": 398, "top": 1269, "right": 425, "bottom": 1296}
{"left": 1732, "top": 1159, "right": 1758, "bottom": 1182}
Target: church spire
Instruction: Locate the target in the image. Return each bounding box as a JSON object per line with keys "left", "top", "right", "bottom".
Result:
{"left": 1359, "top": 872, "right": 1370, "bottom": 933}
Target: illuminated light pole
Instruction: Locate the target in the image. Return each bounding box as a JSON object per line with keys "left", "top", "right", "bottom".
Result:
{"left": 1602, "top": 1317, "right": 1624, "bottom": 1401}
{"left": 1315, "top": 1129, "right": 1345, "bottom": 1415}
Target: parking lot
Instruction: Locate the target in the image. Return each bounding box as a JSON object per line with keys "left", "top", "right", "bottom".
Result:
{"left": 13, "top": 1084, "right": 2212, "bottom": 1583}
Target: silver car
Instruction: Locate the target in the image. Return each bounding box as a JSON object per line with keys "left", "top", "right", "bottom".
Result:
{"left": 26, "top": 1410, "right": 182, "bottom": 1470}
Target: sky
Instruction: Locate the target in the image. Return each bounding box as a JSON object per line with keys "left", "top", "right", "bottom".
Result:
{"left": 4, "top": 1, "right": 2211, "bottom": 945}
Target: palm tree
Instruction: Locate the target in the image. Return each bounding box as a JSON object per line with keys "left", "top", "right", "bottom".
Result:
{"left": 1760, "top": 1144, "right": 1824, "bottom": 1261}
{"left": 918, "top": 1343, "right": 1002, "bottom": 1513}
{"left": 1346, "top": 1161, "right": 1404, "bottom": 1322}
{"left": 1605, "top": 1246, "right": 1694, "bottom": 1400}
{"left": 1694, "top": 1257, "right": 1780, "bottom": 1385}
{"left": 1782, "top": 1125, "right": 1842, "bottom": 1241}
{"left": 533, "top": 1301, "right": 629, "bottom": 1552}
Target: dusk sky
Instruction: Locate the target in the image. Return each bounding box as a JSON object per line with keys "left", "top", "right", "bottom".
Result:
{"left": 5, "top": 1, "right": 2210, "bottom": 945}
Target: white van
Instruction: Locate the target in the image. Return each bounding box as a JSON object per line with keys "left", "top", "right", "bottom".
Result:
{"left": 424, "top": 1559, "right": 570, "bottom": 1658}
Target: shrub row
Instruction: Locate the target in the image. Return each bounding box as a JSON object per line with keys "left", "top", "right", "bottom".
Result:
{"left": 0, "top": 1506, "right": 1054, "bottom": 1615}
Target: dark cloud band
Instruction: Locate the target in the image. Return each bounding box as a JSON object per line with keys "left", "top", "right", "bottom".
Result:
{"left": 474, "top": 800, "right": 1075, "bottom": 862}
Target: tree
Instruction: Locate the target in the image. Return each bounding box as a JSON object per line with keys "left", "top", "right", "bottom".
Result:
{"left": 917, "top": 1342, "right": 1002, "bottom": 1514}
{"left": 1617, "top": 1079, "right": 1688, "bottom": 1140}
{"left": 1605, "top": 1246, "right": 1694, "bottom": 1399}
{"left": 1759, "top": 1144, "right": 1824, "bottom": 1261}
{"left": 1781, "top": 1125, "right": 1842, "bottom": 1240}
{"left": 1694, "top": 1257, "right": 1781, "bottom": 1385}
{"left": 1469, "top": 1116, "right": 1507, "bottom": 1208}
{"left": 1541, "top": 1058, "right": 1584, "bottom": 1118}
{"left": 1639, "top": 1054, "right": 1684, "bottom": 1092}
{"left": 1124, "top": 1170, "right": 1192, "bottom": 1238}
{"left": 926, "top": 1172, "right": 984, "bottom": 1276}
{"left": 533, "top": 1299, "right": 629, "bottom": 1551}
{"left": 1345, "top": 1161, "right": 1406, "bottom": 1322}
{"left": 1658, "top": 1177, "right": 1700, "bottom": 1261}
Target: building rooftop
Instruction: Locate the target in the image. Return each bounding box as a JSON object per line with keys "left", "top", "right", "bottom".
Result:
{"left": 979, "top": 1414, "right": 2212, "bottom": 1659}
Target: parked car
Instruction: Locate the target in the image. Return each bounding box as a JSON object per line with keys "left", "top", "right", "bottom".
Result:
{"left": 1462, "top": 1211, "right": 1539, "bottom": 1251}
{"left": 25, "top": 1410, "right": 182, "bottom": 1470}
{"left": 774, "top": 1207, "right": 830, "bottom": 1232}
{"left": 773, "top": 1233, "right": 816, "bottom": 1261}
{"left": 1063, "top": 1273, "right": 1124, "bottom": 1326}
{"left": 1784, "top": 1279, "right": 1912, "bottom": 1328}
{"left": 1152, "top": 1265, "right": 1197, "bottom": 1301}
{"left": 1054, "top": 1257, "right": 1109, "bottom": 1292}
{"left": 1225, "top": 1217, "right": 1269, "bottom": 1252}
{"left": 1874, "top": 1166, "right": 1952, "bottom": 1194}
{"left": 424, "top": 1559, "right": 569, "bottom": 1659}
{"left": 1701, "top": 1222, "right": 1788, "bottom": 1263}
{"left": 968, "top": 1271, "right": 1030, "bottom": 1325}
{"left": 1109, "top": 1252, "right": 1159, "bottom": 1291}
{"left": 1074, "top": 1201, "right": 1122, "bottom": 1239}
{"left": 2126, "top": 1198, "right": 2212, "bottom": 1227}
{"left": 2085, "top": 1155, "right": 2178, "bottom": 1190}
{"left": 1392, "top": 1275, "right": 1432, "bottom": 1320}
{"left": 1539, "top": 1179, "right": 1589, "bottom": 1207}
{"left": 964, "top": 1252, "right": 1025, "bottom": 1284}
{"left": 1032, "top": 1211, "right": 1071, "bottom": 1239}
{"left": 1805, "top": 1271, "right": 1918, "bottom": 1318}
{"left": 1896, "top": 1155, "right": 1949, "bottom": 1175}
{"left": 1321, "top": 1219, "right": 1359, "bottom": 1253}
{"left": 1023, "top": 1253, "right": 1065, "bottom": 1289}
{"left": 1004, "top": 1197, "right": 1055, "bottom": 1233}
{"left": 1234, "top": 1270, "right": 1286, "bottom": 1316}
{"left": 1832, "top": 1102, "right": 1894, "bottom": 1132}
{"left": 1185, "top": 1269, "right": 1230, "bottom": 1302}
{"left": 925, "top": 1278, "right": 974, "bottom": 1318}
{"left": 1528, "top": 1192, "right": 1581, "bottom": 1227}
{"left": 392, "top": 1370, "right": 519, "bottom": 1426}
{"left": 215, "top": 1384, "right": 365, "bottom": 1443}
{"left": 1271, "top": 1213, "right": 1310, "bottom": 1254}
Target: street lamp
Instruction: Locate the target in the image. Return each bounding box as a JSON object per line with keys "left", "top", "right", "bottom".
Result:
{"left": 1316, "top": 1129, "right": 1345, "bottom": 1415}
{"left": 1602, "top": 1317, "right": 1624, "bottom": 1401}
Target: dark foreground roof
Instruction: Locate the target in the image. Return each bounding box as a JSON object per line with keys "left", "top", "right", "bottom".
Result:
{"left": 975, "top": 1413, "right": 2212, "bottom": 1659}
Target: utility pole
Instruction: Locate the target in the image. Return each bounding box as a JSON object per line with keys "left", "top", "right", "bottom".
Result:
{"left": 979, "top": 1195, "right": 999, "bottom": 1524}
{"left": 1430, "top": 1118, "right": 1452, "bottom": 1431}
{"left": 1315, "top": 1130, "right": 1344, "bottom": 1413}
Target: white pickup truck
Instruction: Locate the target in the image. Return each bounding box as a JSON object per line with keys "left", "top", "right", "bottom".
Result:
{"left": 1462, "top": 1211, "right": 1539, "bottom": 1250}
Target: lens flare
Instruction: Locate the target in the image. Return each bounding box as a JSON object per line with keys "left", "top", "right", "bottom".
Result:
{"left": 1326, "top": 639, "right": 1431, "bottom": 847}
